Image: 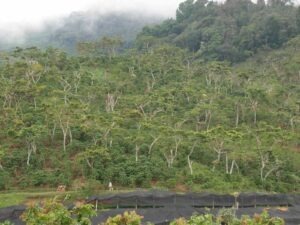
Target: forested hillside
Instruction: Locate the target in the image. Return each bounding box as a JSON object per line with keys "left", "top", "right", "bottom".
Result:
{"left": 138, "top": 0, "right": 300, "bottom": 62}
{"left": 0, "top": 0, "right": 299, "bottom": 193}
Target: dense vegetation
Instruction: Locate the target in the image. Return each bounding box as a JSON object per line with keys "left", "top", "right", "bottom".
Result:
{"left": 0, "top": 200, "right": 285, "bottom": 225}
{"left": 0, "top": 0, "right": 299, "bottom": 193}
{"left": 138, "top": 0, "right": 300, "bottom": 62}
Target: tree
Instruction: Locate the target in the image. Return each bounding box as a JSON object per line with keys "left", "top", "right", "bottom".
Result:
{"left": 176, "top": 0, "right": 195, "bottom": 22}
{"left": 77, "top": 37, "right": 123, "bottom": 60}
{"left": 0, "top": 146, "right": 6, "bottom": 170}
{"left": 263, "top": 16, "right": 280, "bottom": 47}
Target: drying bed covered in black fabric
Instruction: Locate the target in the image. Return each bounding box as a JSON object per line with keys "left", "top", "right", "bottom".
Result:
{"left": 1, "top": 191, "right": 300, "bottom": 225}
{"left": 87, "top": 191, "right": 297, "bottom": 208}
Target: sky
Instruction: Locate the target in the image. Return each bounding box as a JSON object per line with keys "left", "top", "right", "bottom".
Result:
{"left": 0, "top": 0, "right": 183, "bottom": 26}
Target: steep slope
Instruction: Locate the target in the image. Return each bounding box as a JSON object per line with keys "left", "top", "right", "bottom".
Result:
{"left": 0, "top": 35, "right": 299, "bottom": 192}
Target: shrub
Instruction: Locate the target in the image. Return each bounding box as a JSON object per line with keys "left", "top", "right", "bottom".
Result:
{"left": 217, "top": 208, "right": 236, "bottom": 224}
{"left": 21, "top": 198, "right": 96, "bottom": 225}
{"left": 0, "top": 171, "right": 11, "bottom": 190}
{"left": 239, "top": 210, "right": 284, "bottom": 225}
{"left": 169, "top": 210, "right": 283, "bottom": 225}
{"left": 102, "top": 211, "right": 143, "bottom": 225}
{"left": 0, "top": 221, "right": 15, "bottom": 225}
{"left": 16, "top": 204, "right": 285, "bottom": 225}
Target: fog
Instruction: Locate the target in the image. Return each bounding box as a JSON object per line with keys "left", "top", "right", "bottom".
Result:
{"left": 0, "top": 0, "right": 183, "bottom": 42}
{"left": 1, "top": 0, "right": 299, "bottom": 44}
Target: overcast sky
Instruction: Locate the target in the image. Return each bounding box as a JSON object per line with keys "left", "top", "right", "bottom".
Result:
{"left": 0, "top": 0, "right": 183, "bottom": 26}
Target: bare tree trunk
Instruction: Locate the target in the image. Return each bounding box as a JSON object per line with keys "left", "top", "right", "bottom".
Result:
{"left": 26, "top": 140, "right": 37, "bottom": 166}
{"left": 148, "top": 136, "right": 160, "bottom": 155}
{"left": 196, "top": 116, "right": 200, "bottom": 131}
{"left": 250, "top": 100, "right": 258, "bottom": 125}
{"left": 187, "top": 142, "right": 197, "bottom": 175}
{"left": 229, "top": 160, "right": 239, "bottom": 175}
{"left": 135, "top": 144, "right": 140, "bottom": 162}
{"left": 73, "top": 71, "right": 81, "bottom": 93}
{"left": 34, "top": 97, "right": 37, "bottom": 110}
{"left": 51, "top": 123, "right": 56, "bottom": 141}
{"left": 206, "top": 73, "right": 212, "bottom": 86}
{"left": 92, "top": 137, "right": 98, "bottom": 146}
{"left": 59, "top": 118, "right": 70, "bottom": 152}
{"left": 103, "top": 122, "right": 115, "bottom": 147}
{"left": 60, "top": 78, "right": 71, "bottom": 106}
{"left": 290, "top": 117, "right": 294, "bottom": 131}
{"left": 164, "top": 137, "right": 181, "bottom": 168}
{"left": 27, "top": 146, "right": 32, "bottom": 166}
{"left": 68, "top": 126, "right": 73, "bottom": 145}
{"left": 258, "top": 142, "right": 280, "bottom": 182}
{"left": 263, "top": 166, "right": 279, "bottom": 182}
{"left": 137, "top": 102, "right": 149, "bottom": 119}
{"left": 105, "top": 93, "right": 119, "bottom": 112}
{"left": 260, "top": 153, "right": 266, "bottom": 182}
{"left": 86, "top": 158, "right": 93, "bottom": 169}
{"left": 235, "top": 103, "right": 239, "bottom": 127}
{"left": 212, "top": 141, "right": 224, "bottom": 171}
{"left": 164, "top": 149, "right": 176, "bottom": 168}
{"left": 149, "top": 108, "right": 163, "bottom": 120}
{"left": 62, "top": 129, "right": 67, "bottom": 152}
{"left": 205, "top": 110, "right": 212, "bottom": 131}
{"left": 225, "top": 152, "right": 229, "bottom": 174}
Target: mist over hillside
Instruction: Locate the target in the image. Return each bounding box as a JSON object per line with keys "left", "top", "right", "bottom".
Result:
{"left": 0, "top": 10, "right": 164, "bottom": 52}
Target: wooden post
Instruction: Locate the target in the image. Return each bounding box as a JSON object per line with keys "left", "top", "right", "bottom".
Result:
{"left": 135, "top": 198, "right": 137, "bottom": 209}
{"left": 96, "top": 200, "right": 98, "bottom": 211}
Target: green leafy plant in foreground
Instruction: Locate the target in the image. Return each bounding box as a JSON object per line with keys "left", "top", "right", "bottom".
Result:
{"left": 239, "top": 210, "right": 284, "bottom": 225}
{"left": 170, "top": 210, "right": 284, "bottom": 225}
{"left": 21, "top": 198, "right": 96, "bottom": 225}
{"left": 102, "top": 211, "right": 143, "bottom": 225}
{"left": 0, "top": 221, "right": 15, "bottom": 225}
{"left": 1, "top": 207, "right": 285, "bottom": 225}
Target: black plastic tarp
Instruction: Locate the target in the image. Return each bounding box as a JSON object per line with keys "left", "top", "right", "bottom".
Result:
{"left": 88, "top": 191, "right": 296, "bottom": 208}
{"left": 2, "top": 192, "right": 300, "bottom": 225}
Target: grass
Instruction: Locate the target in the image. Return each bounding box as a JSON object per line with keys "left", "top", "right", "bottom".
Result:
{"left": 0, "top": 191, "right": 78, "bottom": 208}
{"left": 0, "top": 192, "right": 27, "bottom": 208}
{"left": 0, "top": 188, "right": 135, "bottom": 208}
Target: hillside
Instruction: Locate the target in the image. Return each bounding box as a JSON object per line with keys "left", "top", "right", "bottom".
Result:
{"left": 0, "top": 11, "right": 163, "bottom": 53}
{"left": 138, "top": 0, "right": 300, "bottom": 62}
{"left": 0, "top": 0, "right": 299, "bottom": 194}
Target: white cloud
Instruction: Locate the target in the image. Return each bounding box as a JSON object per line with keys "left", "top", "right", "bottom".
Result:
{"left": 0, "top": 0, "right": 183, "bottom": 26}
{"left": 0, "top": 0, "right": 183, "bottom": 42}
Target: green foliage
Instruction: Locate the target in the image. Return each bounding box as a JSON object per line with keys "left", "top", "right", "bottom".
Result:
{"left": 239, "top": 210, "right": 284, "bottom": 225}
{"left": 0, "top": 171, "right": 11, "bottom": 190}
{"left": 217, "top": 208, "right": 236, "bottom": 225}
{"left": 102, "top": 211, "right": 143, "bottom": 225}
{"left": 21, "top": 198, "right": 96, "bottom": 225}
{"left": 0, "top": 221, "right": 14, "bottom": 225}
{"left": 139, "top": 0, "right": 300, "bottom": 62}
{"left": 0, "top": 16, "right": 299, "bottom": 193}
{"left": 170, "top": 210, "right": 284, "bottom": 225}
{"left": 0, "top": 209, "right": 286, "bottom": 225}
